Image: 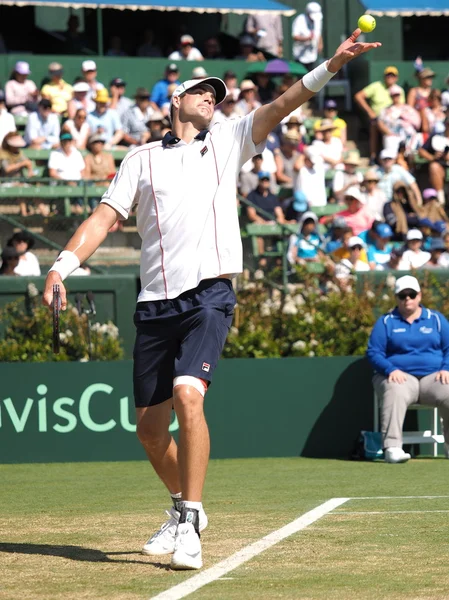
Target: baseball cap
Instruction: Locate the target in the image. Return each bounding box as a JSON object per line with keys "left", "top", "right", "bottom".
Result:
{"left": 324, "top": 98, "right": 337, "bottom": 109}
{"left": 73, "top": 81, "right": 90, "bottom": 93}
{"left": 406, "top": 228, "right": 423, "bottom": 241}
{"left": 433, "top": 220, "right": 447, "bottom": 234}
{"left": 379, "top": 148, "right": 397, "bottom": 160}
{"left": 306, "top": 2, "right": 322, "bottom": 14}
{"left": 333, "top": 216, "right": 347, "bottom": 228}
{"left": 348, "top": 236, "right": 365, "bottom": 248}
{"left": 192, "top": 66, "right": 208, "bottom": 79}
{"left": 82, "top": 60, "right": 97, "bottom": 72}
{"left": 293, "top": 190, "right": 308, "bottom": 212}
{"left": 166, "top": 63, "right": 179, "bottom": 72}
{"left": 344, "top": 186, "right": 366, "bottom": 204}
{"left": 430, "top": 238, "right": 446, "bottom": 251}
{"left": 395, "top": 275, "right": 420, "bottom": 295}
{"left": 223, "top": 70, "right": 237, "bottom": 79}
{"left": 384, "top": 66, "right": 399, "bottom": 76}
{"left": 375, "top": 223, "right": 393, "bottom": 238}
{"left": 15, "top": 61, "right": 31, "bottom": 75}
{"left": 60, "top": 132, "right": 73, "bottom": 141}
{"left": 49, "top": 62, "right": 63, "bottom": 73}
{"left": 389, "top": 84, "right": 402, "bottom": 96}
{"left": 423, "top": 187, "right": 438, "bottom": 200}
{"left": 304, "top": 146, "right": 321, "bottom": 164}
{"left": 258, "top": 171, "right": 271, "bottom": 180}
{"left": 110, "top": 77, "right": 126, "bottom": 87}
{"left": 169, "top": 77, "right": 228, "bottom": 119}
{"left": 181, "top": 34, "right": 194, "bottom": 45}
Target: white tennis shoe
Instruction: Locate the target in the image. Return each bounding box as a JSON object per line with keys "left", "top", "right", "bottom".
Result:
{"left": 384, "top": 447, "right": 411, "bottom": 463}
{"left": 170, "top": 522, "right": 203, "bottom": 570}
{"left": 142, "top": 507, "right": 208, "bottom": 556}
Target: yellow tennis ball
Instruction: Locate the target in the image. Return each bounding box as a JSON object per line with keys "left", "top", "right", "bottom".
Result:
{"left": 358, "top": 14, "right": 376, "bottom": 33}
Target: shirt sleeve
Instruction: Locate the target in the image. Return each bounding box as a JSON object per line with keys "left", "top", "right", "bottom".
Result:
{"left": 100, "top": 151, "right": 141, "bottom": 219}
{"left": 398, "top": 166, "right": 415, "bottom": 185}
{"left": 366, "top": 316, "right": 397, "bottom": 376}
{"left": 24, "top": 113, "right": 39, "bottom": 144}
{"left": 362, "top": 82, "right": 376, "bottom": 100}
{"left": 111, "top": 110, "right": 122, "bottom": 132}
{"left": 150, "top": 82, "right": 164, "bottom": 106}
{"left": 219, "top": 111, "right": 266, "bottom": 170}
{"left": 438, "top": 312, "right": 449, "bottom": 371}
{"left": 292, "top": 14, "right": 306, "bottom": 36}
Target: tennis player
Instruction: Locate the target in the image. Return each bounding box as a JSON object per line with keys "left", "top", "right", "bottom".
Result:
{"left": 43, "top": 29, "right": 380, "bottom": 570}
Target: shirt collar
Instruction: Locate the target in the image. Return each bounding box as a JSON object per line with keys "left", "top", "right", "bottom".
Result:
{"left": 162, "top": 129, "right": 208, "bottom": 148}
{"left": 392, "top": 305, "right": 427, "bottom": 321}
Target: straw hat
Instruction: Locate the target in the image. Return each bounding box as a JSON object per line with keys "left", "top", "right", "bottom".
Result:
{"left": 317, "top": 118, "right": 337, "bottom": 132}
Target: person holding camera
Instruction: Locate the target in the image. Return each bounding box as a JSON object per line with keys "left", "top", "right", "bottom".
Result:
{"left": 418, "top": 116, "right": 449, "bottom": 206}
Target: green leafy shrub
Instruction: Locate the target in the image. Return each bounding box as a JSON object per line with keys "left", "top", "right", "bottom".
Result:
{"left": 0, "top": 283, "right": 124, "bottom": 362}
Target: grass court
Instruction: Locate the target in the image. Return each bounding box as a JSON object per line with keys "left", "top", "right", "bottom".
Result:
{"left": 1, "top": 457, "right": 449, "bottom": 600}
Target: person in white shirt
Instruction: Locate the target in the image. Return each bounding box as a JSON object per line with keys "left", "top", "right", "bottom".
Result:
{"left": 292, "top": 2, "right": 323, "bottom": 70}
{"left": 311, "top": 118, "right": 343, "bottom": 172}
{"left": 332, "top": 151, "right": 364, "bottom": 203}
{"left": 0, "top": 90, "right": 16, "bottom": 146}
{"left": 48, "top": 132, "right": 86, "bottom": 214}
{"left": 361, "top": 169, "right": 387, "bottom": 220}
{"left": 334, "top": 235, "right": 370, "bottom": 280}
{"left": 295, "top": 145, "right": 327, "bottom": 207}
{"left": 234, "top": 80, "right": 262, "bottom": 117}
{"left": 7, "top": 231, "right": 41, "bottom": 277}
{"left": 168, "top": 35, "right": 204, "bottom": 61}
{"left": 398, "top": 229, "right": 431, "bottom": 269}
{"left": 42, "top": 30, "right": 380, "bottom": 571}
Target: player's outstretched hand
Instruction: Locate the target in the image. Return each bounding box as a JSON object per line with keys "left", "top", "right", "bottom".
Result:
{"left": 42, "top": 272, "right": 67, "bottom": 311}
{"left": 327, "top": 28, "right": 381, "bottom": 73}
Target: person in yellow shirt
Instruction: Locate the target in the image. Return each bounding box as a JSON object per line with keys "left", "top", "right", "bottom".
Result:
{"left": 41, "top": 62, "right": 73, "bottom": 116}
{"left": 332, "top": 226, "right": 369, "bottom": 264}
{"left": 313, "top": 98, "right": 347, "bottom": 146}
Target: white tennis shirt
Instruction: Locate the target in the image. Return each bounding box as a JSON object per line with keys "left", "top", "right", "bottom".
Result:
{"left": 101, "top": 111, "right": 265, "bottom": 301}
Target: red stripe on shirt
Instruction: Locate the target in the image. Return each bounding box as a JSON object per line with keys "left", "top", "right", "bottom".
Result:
{"left": 148, "top": 146, "right": 168, "bottom": 299}
{"left": 209, "top": 136, "right": 222, "bottom": 274}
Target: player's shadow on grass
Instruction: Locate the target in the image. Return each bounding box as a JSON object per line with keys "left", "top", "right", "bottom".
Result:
{"left": 0, "top": 543, "right": 170, "bottom": 569}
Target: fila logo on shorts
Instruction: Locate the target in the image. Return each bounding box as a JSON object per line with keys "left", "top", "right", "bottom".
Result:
{"left": 202, "top": 362, "right": 210, "bottom": 372}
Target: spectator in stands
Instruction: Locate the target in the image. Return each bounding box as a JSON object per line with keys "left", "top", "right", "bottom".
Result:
{"left": 241, "top": 145, "right": 277, "bottom": 183}
{"left": 423, "top": 237, "right": 446, "bottom": 268}
{"left": 375, "top": 148, "right": 423, "bottom": 205}
{"left": 254, "top": 73, "right": 276, "bottom": 105}
{"left": 407, "top": 67, "right": 435, "bottom": 111}
{"left": 40, "top": 63, "right": 73, "bottom": 116}
{"left": 354, "top": 66, "right": 405, "bottom": 164}
{"left": 438, "top": 231, "right": 449, "bottom": 267}
{"left": 24, "top": 99, "right": 60, "bottom": 150}
{"left": 121, "top": 87, "right": 153, "bottom": 147}
{"left": 150, "top": 64, "right": 180, "bottom": 111}
{"left": 417, "top": 218, "right": 434, "bottom": 251}
{"left": 332, "top": 151, "right": 363, "bottom": 204}
{"left": 366, "top": 222, "right": 394, "bottom": 270}
{"left": 334, "top": 235, "right": 370, "bottom": 280}
{"left": 292, "top": 2, "right": 323, "bottom": 71}
{"left": 210, "top": 94, "right": 238, "bottom": 127}
{"left": 63, "top": 15, "right": 88, "bottom": 54}
{"left": 235, "top": 80, "right": 262, "bottom": 117}
{"left": 240, "top": 154, "right": 276, "bottom": 197}
{"left": 106, "top": 35, "right": 127, "bottom": 57}
{"left": 87, "top": 89, "right": 124, "bottom": 149}
{"left": 7, "top": 231, "right": 40, "bottom": 276}
{"left": 311, "top": 118, "right": 343, "bottom": 172}
{"left": 377, "top": 85, "right": 421, "bottom": 156}
{"left": 62, "top": 108, "right": 90, "bottom": 150}
{"left": 48, "top": 132, "right": 86, "bottom": 214}
{"left": 223, "top": 70, "right": 240, "bottom": 101}
{"left": 313, "top": 98, "right": 347, "bottom": 146}
{"left": 0, "top": 90, "right": 16, "bottom": 146}
{"left": 67, "top": 81, "right": 90, "bottom": 120}
{"left": 360, "top": 170, "right": 387, "bottom": 221}
{"left": 83, "top": 133, "right": 116, "bottom": 209}
{"left": 274, "top": 131, "right": 302, "bottom": 188}
{"left": 0, "top": 131, "right": 33, "bottom": 179}
{"left": 169, "top": 34, "right": 203, "bottom": 61}
{"left": 145, "top": 111, "right": 166, "bottom": 141}
{"left": 81, "top": 60, "right": 105, "bottom": 107}
{"left": 399, "top": 229, "right": 431, "bottom": 269}
{"left": 323, "top": 215, "right": 347, "bottom": 253}
{"left": 191, "top": 66, "right": 208, "bottom": 80}
{"left": 383, "top": 181, "right": 421, "bottom": 239}
{"left": 5, "top": 61, "right": 38, "bottom": 116}
{"left": 418, "top": 117, "right": 449, "bottom": 206}
{"left": 235, "top": 34, "right": 265, "bottom": 62}
{"left": 0, "top": 246, "right": 21, "bottom": 276}
{"left": 281, "top": 114, "right": 305, "bottom": 141}
{"left": 109, "top": 78, "right": 133, "bottom": 119}
{"left": 323, "top": 186, "right": 374, "bottom": 236}
{"left": 422, "top": 89, "right": 446, "bottom": 136}
{"left": 137, "top": 29, "right": 162, "bottom": 57}
{"left": 245, "top": 14, "right": 283, "bottom": 57}
{"left": 247, "top": 171, "right": 286, "bottom": 224}
{"left": 367, "top": 275, "right": 449, "bottom": 463}
{"left": 331, "top": 226, "right": 367, "bottom": 264}
{"left": 420, "top": 187, "right": 449, "bottom": 228}
{"left": 202, "top": 37, "right": 224, "bottom": 60}
{"left": 287, "top": 211, "right": 322, "bottom": 265}
{"left": 295, "top": 146, "right": 327, "bottom": 207}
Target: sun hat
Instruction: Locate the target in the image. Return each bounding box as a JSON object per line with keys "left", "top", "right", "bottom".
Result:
{"left": 406, "top": 229, "right": 423, "bottom": 241}
{"left": 240, "top": 79, "right": 257, "bottom": 92}
{"left": 317, "top": 118, "right": 336, "bottom": 132}
{"left": 88, "top": 133, "right": 106, "bottom": 144}
{"left": 418, "top": 67, "right": 435, "bottom": 79}
{"left": 343, "top": 151, "right": 361, "bottom": 165}
{"left": 344, "top": 186, "right": 366, "bottom": 204}
{"left": 305, "top": 2, "right": 322, "bottom": 14}
{"left": 5, "top": 134, "right": 26, "bottom": 148}
{"left": 94, "top": 88, "right": 110, "bottom": 103}
{"left": 363, "top": 169, "right": 380, "bottom": 181}
{"left": 395, "top": 275, "right": 420, "bottom": 295}
{"left": 348, "top": 236, "right": 365, "bottom": 248}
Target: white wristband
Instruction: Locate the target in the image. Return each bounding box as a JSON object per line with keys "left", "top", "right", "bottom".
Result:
{"left": 302, "top": 61, "right": 337, "bottom": 93}
{"left": 49, "top": 250, "right": 80, "bottom": 281}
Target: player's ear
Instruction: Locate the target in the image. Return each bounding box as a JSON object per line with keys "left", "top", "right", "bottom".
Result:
{"left": 172, "top": 94, "right": 181, "bottom": 110}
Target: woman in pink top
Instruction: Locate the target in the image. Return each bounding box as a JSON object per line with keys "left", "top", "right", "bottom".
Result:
{"left": 321, "top": 186, "right": 374, "bottom": 236}
{"left": 5, "top": 61, "right": 38, "bottom": 116}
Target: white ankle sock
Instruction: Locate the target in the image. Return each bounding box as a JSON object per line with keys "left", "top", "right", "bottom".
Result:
{"left": 182, "top": 501, "right": 202, "bottom": 511}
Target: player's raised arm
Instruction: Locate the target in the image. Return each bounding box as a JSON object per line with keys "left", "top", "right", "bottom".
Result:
{"left": 252, "top": 28, "right": 381, "bottom": 145}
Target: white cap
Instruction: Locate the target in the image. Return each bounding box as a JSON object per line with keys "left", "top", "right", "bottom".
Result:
{"left": 181, "top": 34, "right": 194, "bottom": 45}
{"left": 73, "top": 81, "right": 90, "bottom": 93}
{"left": 395, "top": 275, "right": 421, "bottom": 295}
{"left": 348, "top": 236, "right": 365, "bottom": 248}
{"left": 82, "top": 59, "right": 97, "bottom": 72}
{"left": 15, "top": 61, "right": 31, "bottom": 75}
{"left": 169, "top": 77, "right": 228, "bottom": 120}
{"left": 344, "top": 186, "right": 366, "bottom": 204}
{"left": 379, "top": 148, "right": 397, "bottom": 160}
{"left": 406, "top": 228, "right": 423, "bottom": 241}
{"left": 306, "top": 2, "right": 322, "bottom": 14}
{"left": 192, "top": 66, "right": 208, "bottom": 79}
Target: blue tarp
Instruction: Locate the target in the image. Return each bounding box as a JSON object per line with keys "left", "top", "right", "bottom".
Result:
{"left": 362, "top": 0, "right": 449, "bottom": 16}
{"left": 3, "top": 0, "right": 295, "bottom": 14}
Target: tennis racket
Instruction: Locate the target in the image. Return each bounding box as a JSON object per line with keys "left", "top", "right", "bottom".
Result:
{"left": 52, "top": 284, "right": 61, "bottom": 354}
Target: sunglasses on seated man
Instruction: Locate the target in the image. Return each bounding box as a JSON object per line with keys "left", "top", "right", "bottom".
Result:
{"left": 397, "top": 290, "right": 419, "bottom": 300}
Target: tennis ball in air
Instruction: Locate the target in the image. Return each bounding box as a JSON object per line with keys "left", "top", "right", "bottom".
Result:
{"left": 358, "top": 15, "right": 376, "bottom": 33}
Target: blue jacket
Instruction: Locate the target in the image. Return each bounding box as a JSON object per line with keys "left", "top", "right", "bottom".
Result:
{"left": 366, "top": 306, "right": 449, "bottom": 377}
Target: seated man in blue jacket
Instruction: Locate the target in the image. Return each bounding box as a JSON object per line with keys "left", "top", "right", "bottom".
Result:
{"left": 366, "top": 275, "right": 449, "bottom": 463}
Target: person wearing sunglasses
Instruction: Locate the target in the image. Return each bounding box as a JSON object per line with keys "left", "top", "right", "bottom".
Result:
{"left": 334, "top": 235, "right": 370, "bottom": 280}
{"left": 367, "top": 275, "right": 449, "bottom": 463}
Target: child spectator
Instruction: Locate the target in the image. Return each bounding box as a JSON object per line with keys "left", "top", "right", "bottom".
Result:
{"left": 423, "top": 238, "right": 447, "bottom": 269}
{"left": 24, "top": 99, "right": 60, "bottom": 150}
{"left": 5, "top": 61, "right": 38, "bottom": 116}
{"left": 287, "top": 211, "right": 322, "bottom": 265}
{"left": 366, "top": 222, "right": 394, "bottom": 270}
{"left": 399, "top": 229, "right": 431, "bottom": 269}
{"left": 334, "top": 236, "right": 370, "bottom": 280}
{"left": 332, "top": 226, "right": 368, "bottom": 264}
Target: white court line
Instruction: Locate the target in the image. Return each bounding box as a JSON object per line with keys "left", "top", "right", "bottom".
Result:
{"left": 351, "top": 495, "right": 449, "bottom": 500}
{"left": 149, "top": 497, "right": 349, "bottom": 600}
{"left": 334, "top": 510, "right": 449, "bottom": 515}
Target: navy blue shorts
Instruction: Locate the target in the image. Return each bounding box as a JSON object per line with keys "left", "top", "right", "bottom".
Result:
{"left": 133, "top": 278, "right": 236, "bottom": 407}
